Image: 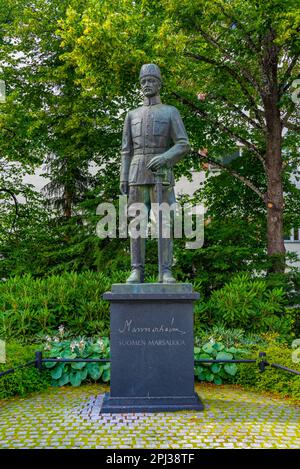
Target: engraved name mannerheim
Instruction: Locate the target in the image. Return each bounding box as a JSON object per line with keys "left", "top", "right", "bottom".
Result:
{"left": 118, "top": 317, "right": 186, "bottom": 347}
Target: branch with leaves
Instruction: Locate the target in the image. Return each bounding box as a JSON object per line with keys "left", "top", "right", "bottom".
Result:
{"left": 196, "top": 151, "right": 266, "bottom": 202}
{"left": 194, "top": 25, "right": 262, "bottom": 93}
{"left": 173, "top": 91, "right": 266, "bottom": 167}
{"left": 185, "top": 52, "right": 265, "bottom": 128}
{"left": 217, "top": 2, "right": 261, "bottom": 55}
{"left": 208, "top": 92, "right": 263, "bottom": 131}
{"left": 0, "top": 187, "right": 19, "bottom": 227}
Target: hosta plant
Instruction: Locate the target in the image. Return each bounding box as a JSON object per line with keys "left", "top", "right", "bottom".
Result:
{"left": 44, "top": 328, "right": 110, "bottom": 387}
{"left": 194, "top": 340, "right": 246, "bottom": 385}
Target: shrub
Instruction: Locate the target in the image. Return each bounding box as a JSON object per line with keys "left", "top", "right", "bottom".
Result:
{"left": 0, "top": 271, "right": 127, "bottom": 341}
{"left": 234, "top": 342, "right": 300, "bottom": 401}
{"left": 285, "top": 306, "right": 300, "bottom": 339}
{"left": 0, "top": 342, "right": 51, "bottom": 399}
{"left": 196, "top": 273, "right": 288, "bottom": 334}
{"left": 195, "top": 325, "right": 268, "bottom": 349}
{"left": 194, "top": 340, "right": 247, "bottom": 385}
{"left": 44, "top": 332, "right": 110, "bottom": 387}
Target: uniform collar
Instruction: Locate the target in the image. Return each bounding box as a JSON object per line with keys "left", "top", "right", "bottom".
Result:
{"left": 143, "top": 95, "right": 162, "bottom": 106}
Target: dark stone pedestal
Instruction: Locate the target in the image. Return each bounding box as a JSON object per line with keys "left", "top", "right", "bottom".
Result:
{"left": 101, "top": 283, "right": 204, "bottom": 413}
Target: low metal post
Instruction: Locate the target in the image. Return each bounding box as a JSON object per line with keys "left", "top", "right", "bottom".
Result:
{"left": 35, "top": 351, "right": 43, "bottom": 371}
{"left": 258, "top": 351, "right": 269, "bottom": 373}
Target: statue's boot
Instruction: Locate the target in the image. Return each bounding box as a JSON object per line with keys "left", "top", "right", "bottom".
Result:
{"left": 162, "top": 269, "right": 176, "bottom": 283}
{"left": 126, "top": 237, "right": 145, "bottom": 283}
{"left": 126, "top": 268, "right": 144, "bottom": 284}
{"left": 160, "top": 238, "right": 176, "bottom": 283}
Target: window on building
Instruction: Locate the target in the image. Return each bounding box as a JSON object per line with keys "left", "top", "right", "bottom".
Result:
{"left": 284, "top": 227, "right": 300, "bottom": 242}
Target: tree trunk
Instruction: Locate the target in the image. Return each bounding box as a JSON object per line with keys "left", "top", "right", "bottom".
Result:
{"left": 262, "top": 29, "right": 286, "bottom": 273}
{"left": 265, "top": 114, "right": 285, "bottom": 272}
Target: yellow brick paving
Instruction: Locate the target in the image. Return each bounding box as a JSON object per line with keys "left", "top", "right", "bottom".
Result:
{"left": 0, "top": 383, "right": 299, "bottom": 449}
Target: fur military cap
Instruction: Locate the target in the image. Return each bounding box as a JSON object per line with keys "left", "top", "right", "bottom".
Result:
{"left": 139, "top": 64, "right": 162, "bottom": 82}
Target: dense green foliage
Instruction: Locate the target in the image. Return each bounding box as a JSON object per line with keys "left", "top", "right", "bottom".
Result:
{"left": 235, "top": 342, "right": 300, "bottom": 401}
{"left": 54, "top": 0, "right": 300, "bottom": 271}
{"left": 0, "top": 342, "right": 51, "bottom": 399}
{"left": 0, "top": 271, "right": 128, "bottom": 341}
{"left": 0, "top": 0, "right": 299, "bottom": 278}
{"left": 194, "top": 341, "right": 246, "bottom": 385}
{"left": 201, "top": 274, "right": 286, "bottom": 330}
{"left": 1, "top": 270, "right": 298, "bottom": 344}
{"left": 194, "top": 328, "right": 300, "bottom": 399}
{"left": 0, "top": 0, "right": 299, "bottom": 402}
{"left": 0, "top": 0, "right": 128, "bottom": 278}
{"left": 44, "top": 334, "right": 110, "bottom": 387}
{"left": 194, "top": 274, "right": 299, "bottom": 341}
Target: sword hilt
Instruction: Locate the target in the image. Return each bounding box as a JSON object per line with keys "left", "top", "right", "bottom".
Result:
{"left": 154, "top": 169, "right": 164, "bottom": 181}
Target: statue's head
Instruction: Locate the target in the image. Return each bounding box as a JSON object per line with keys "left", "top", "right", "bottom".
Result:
{"left": 139, "top": 64, "right": 162, "bottom": 98}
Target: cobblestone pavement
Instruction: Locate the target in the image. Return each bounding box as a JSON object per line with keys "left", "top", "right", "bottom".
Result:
{"left": 0, "top": 383, "right": 299, "bottom": 449}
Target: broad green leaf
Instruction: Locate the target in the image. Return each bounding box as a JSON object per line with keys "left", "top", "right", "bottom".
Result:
{"left": 70, "top": 372, "right": 82, "bottom": 387}
{"left": 90, "top": 344, "right": 102, "bottom": 353}
{"left": 211, "top": 363, "right": 221, "bottom": 374}
{"left": 198, "top": 372, "right": 206, "bottom": 381}
{"left": 101, "top": 363, "right": 110, "bottom": 370}
{"left": 227, "top": 347, "right": 238, "bottom": 354}
{"left": 213, "top": 343, "right": 224, "bottom": 351}
{"left": 198, "top": 353, "right": 211, "bottom": 360}
{"left": 198, "top": 353, "right": 212, "bottom": 367}
{"left": 224, "top": 363, "right": 238, "bottom": 376}
{"left": 216, "top": 351, "right": 233, "bottom": 361}
{"left": 50, "top": 364, "right": 64, "bottom": 379}
{"left": 61, "top": 351, "right": 77, "bottom": 359}
{"left": 102, "top": 369, "right": 110, "bottom": 382}
{"left": 71, "top": 362, "right": 86, "bottom": 370}
{"left": 80, "top": 367, "right": 88, "bottom": 381}
{"left": 202, "top": 343, "right": 214, "bottom": 354}
{"left": 213, "top": 376, "right": 222, "bottom": 385}
{"left": 87, "top": 363, "right": 102, "bottom": 380}
{"left": 58, "top": 373, "right": 70, "bottom": 386}
{"left": 44, "top": 361, "right": 56, "bottom": 369}
{"left": 205, "top": 372, "right": 214, "bottom": 382}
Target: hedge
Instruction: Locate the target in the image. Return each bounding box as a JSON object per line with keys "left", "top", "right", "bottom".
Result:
{"left": 0, "top": 271, "right": 128, "bottom": 340}
{"left": 0, "top": 342, "right": 51, "bottom": 399}
{"left": 234, "top": 342, "right": 300, "bottom": 401}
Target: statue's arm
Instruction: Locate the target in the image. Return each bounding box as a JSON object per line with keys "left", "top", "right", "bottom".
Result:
{"left": 120, "top": 112, "right": 132, "bottom": 194}
{"left": 162, "top": 107, "right": 190, "bottom": 167}
{"left": 146, "top": 107, "right": 190, "bottom": 172}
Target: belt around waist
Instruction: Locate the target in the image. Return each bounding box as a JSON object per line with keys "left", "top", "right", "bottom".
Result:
{"left": 133, "top": 152, "right": 167, "bottom": 158}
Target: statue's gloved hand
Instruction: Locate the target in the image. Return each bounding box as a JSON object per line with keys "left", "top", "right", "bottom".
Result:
{"left": 120, "top": 181, "right": 129, "bottom": 195}
{"left": 146, "top": 155, "right": 166, "bottom": 172}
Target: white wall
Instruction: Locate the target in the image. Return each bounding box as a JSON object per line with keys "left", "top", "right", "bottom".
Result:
{"left": 285, "top": 242, "right": 300, "bottom": 269}
{"left": 175, "top": 171, "right": 206, "bottom": 197}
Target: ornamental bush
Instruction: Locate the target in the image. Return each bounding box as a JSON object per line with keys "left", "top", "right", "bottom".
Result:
{"left": 195, "top": 273, "right": 289, "bottom": 334}
{"left": 234, "top": 342, "right": 300, "bottom": 401}
{"left": 43, "top": 331, "right": 110, "bottom": 387}
{"left": 0, "top": 271, "right": 128, "bottom": 341}
{"left": 0, "top": 342, "right": 51, "bottom": 399}
{"left": 194, "top": 340, "right": 247, "bottom": 385}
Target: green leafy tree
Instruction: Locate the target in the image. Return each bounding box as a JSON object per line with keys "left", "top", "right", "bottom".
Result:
{"left": 0, "top": 0, "right": 130, "bottom": 275}
{"left": 57, "top": 0, "right": 300, "bottom": 273}
{"left": 1, "top": 0, "right": 299, "bottom": 277}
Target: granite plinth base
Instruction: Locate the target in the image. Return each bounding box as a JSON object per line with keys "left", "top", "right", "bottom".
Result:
{"left": 101, "top": 392, "right": 204, "bottom": 413}
{"left": 100, "top": 283, "right": 203, "bottom": 414}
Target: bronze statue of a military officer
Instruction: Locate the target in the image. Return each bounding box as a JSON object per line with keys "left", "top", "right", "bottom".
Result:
{"left": 120, "top": 64, "right": 190, "bottom": 284}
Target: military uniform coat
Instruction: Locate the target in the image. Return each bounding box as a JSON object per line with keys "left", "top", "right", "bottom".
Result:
{"left": 120, "top": 95, "right": 190, "bottom": 186}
